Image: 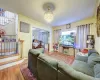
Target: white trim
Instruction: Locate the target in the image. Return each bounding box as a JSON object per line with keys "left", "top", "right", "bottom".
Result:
{"left": 0, "top": 52, "right": 16, "bottom": 56}
{"left": 0, "top": 58, "right": 24, "bottom": 70}
{"left": 0, "top": 55, "right": 19, "bottom": 63}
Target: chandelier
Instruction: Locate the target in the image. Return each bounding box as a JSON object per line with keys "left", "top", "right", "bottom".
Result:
{"left": 43, "top": 3, "right": 55, "bottom": 23}
{"left": 44, "top": 7, "right": 53, "bottom": 22}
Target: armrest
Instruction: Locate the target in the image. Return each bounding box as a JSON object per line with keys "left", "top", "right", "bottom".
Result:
{"left": 75, "top": 54, "right": 88, "bottom": 62}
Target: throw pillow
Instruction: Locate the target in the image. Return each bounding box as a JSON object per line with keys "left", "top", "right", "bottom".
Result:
{"left": 72, "top": 60, "right": 94, "bottom": 76}
{"left": 81, "top": 49, "right": 88, "bottom": 54}
{"left": 88, "top": 55, "right": 100, "bottom": 67}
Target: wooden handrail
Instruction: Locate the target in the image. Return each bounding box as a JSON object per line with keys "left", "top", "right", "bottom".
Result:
{"left": 19, "top": 39, "right": 24, "bottom": 58}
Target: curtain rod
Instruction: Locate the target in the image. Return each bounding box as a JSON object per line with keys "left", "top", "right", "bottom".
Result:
{"left": 54, "top": 29, "right": 61, "bottom": 31}
{"left": 54, "top": 23, "right": 93, "bottom": 31}
{"left": 77, "top": 23, "right": 93, "bottom": 27}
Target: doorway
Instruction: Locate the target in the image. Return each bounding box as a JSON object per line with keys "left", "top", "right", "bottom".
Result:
{"left": 32, "top": 27, "right": 49, "bottom": 52}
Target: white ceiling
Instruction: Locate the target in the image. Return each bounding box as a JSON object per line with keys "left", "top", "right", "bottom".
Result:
{"left": 0, "top": 0, "right": 97, "bottom": 26}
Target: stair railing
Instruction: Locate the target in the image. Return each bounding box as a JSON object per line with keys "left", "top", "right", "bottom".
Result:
{"left": 0, "top": 8, "right": 15, "bottom": 26}
{"left": 0, "top": 35, "right": 18, "bottom": 56}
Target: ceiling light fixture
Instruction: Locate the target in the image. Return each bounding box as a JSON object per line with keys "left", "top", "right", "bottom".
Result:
{"left": 43, "top": 3, "right": 55, "bottom": 23}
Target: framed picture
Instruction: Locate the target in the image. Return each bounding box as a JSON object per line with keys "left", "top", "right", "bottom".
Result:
{"left": 66, "top": 24, "right": 71, "bottom": 29}
{"left": 97, "top": 4, "right": 100, "bottom": 37}
{"left": 20, "top": 21, "right": 30, "bottom": 33}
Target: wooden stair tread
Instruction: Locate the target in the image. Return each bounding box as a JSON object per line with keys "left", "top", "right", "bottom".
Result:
{"left": 0, "top": 53, "right": 19, "bottom": 59}
{"left": 0, "top": 58, "right": 22, "bottom": 66}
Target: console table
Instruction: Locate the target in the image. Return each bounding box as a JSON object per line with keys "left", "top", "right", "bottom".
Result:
{"left": 61, "top": 46, "right": 75, "bottom": 56}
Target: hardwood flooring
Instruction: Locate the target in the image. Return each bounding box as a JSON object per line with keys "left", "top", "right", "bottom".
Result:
{"left": 47, "top": 51, "right": 75, "bottom": 65}
{"left": 0, "top": 65, "right": 24, "bottom": 80}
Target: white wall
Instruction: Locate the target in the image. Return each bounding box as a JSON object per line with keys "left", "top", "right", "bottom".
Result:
{"left": 2, "top": 21, "right": 16, "bottom": 35}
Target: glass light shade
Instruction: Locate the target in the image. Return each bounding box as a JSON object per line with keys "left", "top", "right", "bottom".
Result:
{"left": 44, "top": 11, "right": 53, "bottom": 23}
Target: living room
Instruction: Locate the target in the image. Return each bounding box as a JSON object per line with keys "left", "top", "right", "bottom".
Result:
{"left": 0, "top": 0, "right": 100, "bottom": 80}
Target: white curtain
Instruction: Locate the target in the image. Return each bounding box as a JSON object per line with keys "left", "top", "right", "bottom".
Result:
{"left": 76, "top": 24, "right": 91, "bottom": 49}
{"left": 33, "top": 30, "right": 49, "bottom": 44}
{"left": 41, "top": 32, "right": 49, "bottom": 44}
{"left": 38, "top": 32, "right": 42, "bottom": 41}
{"left": 54, "top": 29, "right": 61, "bottom": 43}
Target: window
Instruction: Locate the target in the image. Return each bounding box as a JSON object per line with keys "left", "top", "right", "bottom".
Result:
{"left": 59, "top": 30, "right": 76, "bottom": 46}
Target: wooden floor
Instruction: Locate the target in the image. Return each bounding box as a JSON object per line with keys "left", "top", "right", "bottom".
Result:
{"left": 0, "top": 51, "right": 74, "bottom": 80}
{"left": 0, "top": 65, "right": 24, "bottom": 80}
{"left": 47, "top": 51, "right": 74, "bottom": 65}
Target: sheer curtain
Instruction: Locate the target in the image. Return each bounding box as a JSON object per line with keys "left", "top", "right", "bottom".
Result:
{"left": 33, "top": 30, "right": 49, "bottom": 44}
{"left": 76, "top": 24, "right": 91, "bottom": 49}
{"left": 54, "top": 29, "right": 61, "bottom": 44}
{"left": 41, "top": 32, "right": 49, "bottom": 44}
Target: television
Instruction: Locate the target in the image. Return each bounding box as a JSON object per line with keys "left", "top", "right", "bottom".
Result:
{"left": 59, "top": 31, "right": 75, "bottom": 47}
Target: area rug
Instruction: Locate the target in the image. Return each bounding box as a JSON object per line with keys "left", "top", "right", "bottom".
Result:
{"left": 20, "top": 59, "right": 36, "bottom": 80}
{"left": 48, "top": 52, "right": 74, "bottom": 65}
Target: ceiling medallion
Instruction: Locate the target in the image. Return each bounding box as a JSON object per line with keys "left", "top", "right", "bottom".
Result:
{"left": 43, "top": 3, "right": 55, "bottom": 23}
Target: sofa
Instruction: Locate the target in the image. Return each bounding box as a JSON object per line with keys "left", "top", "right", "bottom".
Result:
{"left": 28, "top": 48, "right": 44, "bottom": 77}
{"left": 72, "top": 49, "right": 100, "bottom": 79}
{"left": 28, "top": 48, "right": 100, "bottom": 80}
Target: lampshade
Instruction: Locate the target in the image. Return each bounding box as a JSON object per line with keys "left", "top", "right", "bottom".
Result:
{"left": 44, "top": 10, "right": 53, "bottom": 23}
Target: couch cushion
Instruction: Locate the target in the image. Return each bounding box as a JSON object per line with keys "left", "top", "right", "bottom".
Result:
{"left": 34, "top": 48, "right": 44, "bottom": 53}
{"left": 93, "top": 57, "right": 100, "bottom": 62}
{"left": 38, "top": 54, "right": 58, "bottom": 68}
{"left": 94, "top": 64, "right": 100, "bottom": 78}
{"left": 29, "top": 48, "right": 44, "bottom": 56}
{"left": 28, "top": 49, "right": 44, "bottom": 77}
{"left": 90, "top": 53, "right": 99, "bottom": 56}
{"left": 95, "top": 73, "right": 100, "bottom": 78}
{"left": 88, "top": 54, "right": 100, "bottom": 67}
{"left": 58, "top": 61, "right": 94, "bottom": 80}
{"left": 75, "top": 53, "right": 88, "bottom": 62}
{"left": 88, "top": 49, "right": 98, "bottom": 56}
{"left": 72, "top": 60, "right": 94, "bottom": 76}
{"left": 37, "top": 54, "right": 58, "bottom": 80}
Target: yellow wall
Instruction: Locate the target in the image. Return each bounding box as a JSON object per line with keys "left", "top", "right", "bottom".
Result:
{"left": 53, "top": 16, "right": 96, "bottom": 43}
{"left": 18, "top": 14, "right": 53, "bottom": 57}
{"left": 52, "top": 16, "right": 97, "bottom": 53}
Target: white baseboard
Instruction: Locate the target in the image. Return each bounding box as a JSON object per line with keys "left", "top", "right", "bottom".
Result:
{"left": 0, "top": 56, "right": 19, "bottom": 63}
{"left": 0, "top": 59, "right": 24, "bottom": 70}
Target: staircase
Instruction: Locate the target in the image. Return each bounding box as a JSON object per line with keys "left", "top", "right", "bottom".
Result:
{"left": 0, "top": 8, "right": 17, "bottom": 57}
{"left": 0, "top": 54, "right": 25, "bottom": 70}
{"left": 0, "top": 8, "right": 24, "bottom": 70}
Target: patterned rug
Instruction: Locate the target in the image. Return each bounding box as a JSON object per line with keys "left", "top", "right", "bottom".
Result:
{"left": 20, "top": 60, "right": 36, "bottom": 80}
{"left": 47, "top": 52, "right": 74, "bottom": 65}
{"left": 20, "top": 52, "right": 74, "bottom": 80}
